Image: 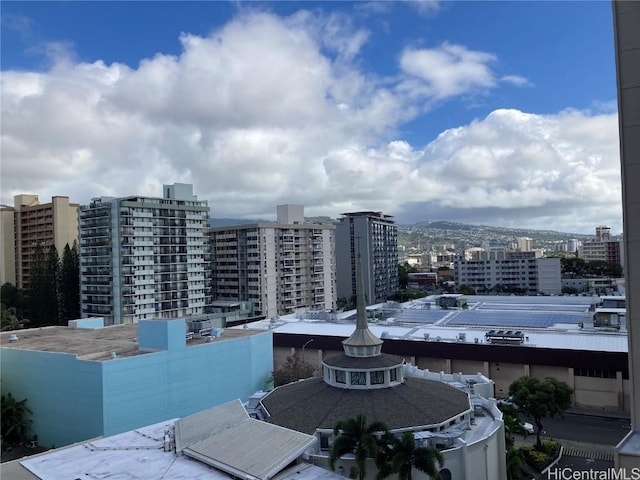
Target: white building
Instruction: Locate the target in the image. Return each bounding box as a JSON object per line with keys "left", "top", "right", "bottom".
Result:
{"left": 454, "top": 252, "right": 561, "bottom": 295}
{"left": 208, "top": 205, "right": 335, "bottom": 319}
{"left": 335, "top": 211, "right": 398, "bottom": 304}
{"left": 79, "top": 183, "right": 210, "bottom": 325}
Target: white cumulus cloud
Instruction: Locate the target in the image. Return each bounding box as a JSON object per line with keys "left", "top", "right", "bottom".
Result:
{"left": 0, "top": 9, "right": 620, "bottom": 234}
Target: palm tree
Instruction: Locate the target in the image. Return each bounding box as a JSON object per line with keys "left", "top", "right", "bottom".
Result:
{"left": 329, "top": 413, "right": 389, "bottom": 480}
{"left": 1, "top": 392, "right": 32, "bottom": 448}
{"left": 387, "top": 432, "right": 444, "bottom": 480}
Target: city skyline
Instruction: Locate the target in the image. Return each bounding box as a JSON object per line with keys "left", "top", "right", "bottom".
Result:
{"left": 1, "top": 1, "right": 621, "bottom": 234}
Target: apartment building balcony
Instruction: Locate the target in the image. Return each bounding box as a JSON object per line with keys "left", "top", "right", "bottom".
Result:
{"left": 135, "top": 306, "right": 156, "bottom": 315}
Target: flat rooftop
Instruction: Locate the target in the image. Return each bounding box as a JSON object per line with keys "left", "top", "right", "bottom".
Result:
{"left": 0, "top": 324, "right": 264, "bottom": 360}
{"left": 240, "top": 295, "right": 628, "bottom": 353}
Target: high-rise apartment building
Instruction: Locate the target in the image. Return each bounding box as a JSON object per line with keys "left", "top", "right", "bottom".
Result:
{"left": 454, "top": 251, "right": 562, "bottom": 295}
{"left": 0, "top": 195, "right": 79, "bottom": 289}
{"left": 79, "top": 183, "right": 210, "bottom": 325}
{"left": 208, "top": 205, "right": 335, "bottom": 319}
{"left": 515, "top": 236, "right": 533, "bottom": 252}
{"left": 335, "top": 211, "right": 398, "bottom": 304}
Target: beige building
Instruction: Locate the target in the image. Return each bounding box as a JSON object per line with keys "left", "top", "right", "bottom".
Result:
{"left": 0, "top": 206, "right": 16, "bottom": 285}
{"left": 1, "top": 195, "right": 79, "bottom": 289}
{"left": 209, "top": 205, "right": 336, "bottom": 319}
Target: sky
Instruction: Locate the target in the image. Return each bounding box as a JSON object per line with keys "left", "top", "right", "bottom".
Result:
{"left": 0, "top": 1, "right": 621, "bottom": 234}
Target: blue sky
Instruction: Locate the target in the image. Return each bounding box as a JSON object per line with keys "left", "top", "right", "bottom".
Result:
{"left": 1, "top": 1, "right": 621, "bottom": 234}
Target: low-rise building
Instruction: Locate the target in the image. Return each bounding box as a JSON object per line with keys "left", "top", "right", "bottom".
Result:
{"left": 263, "top": 294, "right": 629, "bottom": 414}
{"left": 454, "top": 251, "right": 561, "bottom": 295}
{"left": 0, "top": 318, "right": 273, "bottom": 448}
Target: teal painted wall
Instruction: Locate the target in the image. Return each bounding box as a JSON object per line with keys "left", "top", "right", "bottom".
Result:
{"left": 102, "top": 330, "right": 273, "bottom": 436}
{"left": 1, "top": 330, "right": 273, "bottom": 447}
{"left": 0, "top": 349, "right": 104, "bottom": 448}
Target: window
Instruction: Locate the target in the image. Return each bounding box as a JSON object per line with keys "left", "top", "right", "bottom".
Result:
{"left": 336, "top": 370, "right": 346, "bottom": 384}
{"left": 575, "top": 368, "right": 616, "bottom": 379}
{"left": 351, "top": 371, "right": 366, "bottom": 385}
{"left": 390, "top": 368, "right": 398, "bottom": 382}
{"left": 370, "top": 370, "right": 385, "bottom": 385}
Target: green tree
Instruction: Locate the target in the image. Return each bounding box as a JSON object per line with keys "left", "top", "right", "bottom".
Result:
{"left": 58, "top": 242, "right": 80, "bottom": 324}
{"left": 509, "top": 376, "right": 572, "bottom": 449}
{"left": 398, "top": 263, "right": 418, "bottom": 289}
{"left": 28, "top": 244, "right": 59, "bottom": 327}
{"left": 272, "top": 354, "right": 315, "bottom": 387}
{"left": 28, "top": 243, "right": 48, "bottom": 327}
{"left": 1, "top": 283, "right": 19, "bottom": 308}
{"left": 46, "top": 245, "right": 60, "bottom": 321}
{"left": 457, "top": 284, "right": 476, "bottom": 295}
{"left": 1, "top": 392, "right": 32, "bottom": 448}
{"left": 330, "top": 413, "right": 389, "bottom": 480}
{"left": 379, "top": 431, "right": 443, "bottom": 480}
{"left": 560, "top": 257, "right": 587, "bottom": 277}
{"left": 1, "top": 304, "right": 29, "bottom": 331}
{"left": 561, "top": 286, "right": 579, "bottom": 295}
{"left": 499, "top": 403, "right": 527, "bottom": 480}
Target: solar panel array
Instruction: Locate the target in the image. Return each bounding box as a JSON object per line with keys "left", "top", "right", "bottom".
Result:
{"left": 393, "top": 309, "right": 450, "bottom": 324}
{"left": 446, "top": 311, "right": 585, "bottom": 328}
{"left": 477, "top": 303, "right": 589, "bottom": 313}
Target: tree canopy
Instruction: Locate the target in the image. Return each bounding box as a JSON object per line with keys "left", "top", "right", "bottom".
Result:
{"left": 330, "top": 414, "right": 388, "bottom": 480}
{"left": 1, "top": 392, "right": 32, "bottom": 448}
{"left": 508, "top": 376, "right": 572, "bottom": 448}
{"left": 377, "top": 431, "right": 443, "bottom": 480}
{"left": 272, "top": 354, "right": 315, "bottom": 387}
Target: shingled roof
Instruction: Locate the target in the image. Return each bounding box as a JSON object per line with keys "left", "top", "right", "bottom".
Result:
{"left": 262, "top": 377, "right": 470, "bottom": 434}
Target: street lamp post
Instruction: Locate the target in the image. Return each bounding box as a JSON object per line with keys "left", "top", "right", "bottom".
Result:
{"left": 302, "top": 339, "right": 314, "bottom": 363}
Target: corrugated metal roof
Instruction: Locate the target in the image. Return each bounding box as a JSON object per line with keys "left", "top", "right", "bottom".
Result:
{"left": 175, "top": 399, "right": 249, "bottom": 453}
{"left": 183, "top": 419, "right": 316, "bottom": 480}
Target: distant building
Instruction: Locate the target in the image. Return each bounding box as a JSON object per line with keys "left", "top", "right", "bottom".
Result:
{"left": 335, "top": 211, "right": 398, "bottom": 303}
{"left": 0, "top": 206, "right": 16, "bottom": 286}
{"left": 0, "top": 195, "right": 79, "bottom": 289}
{"left": 208, "top": 205, "right": 336, "bottom": 319}
{"left": 578, "top": 226, "right": 623, "bottom": 266}
{"left": 567, "top": 238, "right": 579, "bottom": 253}
{"left": 515, "top": 236, "right": 533, "bottom": 252}
{"left": 79, "top": 183, "right": 210, "bottom": 325}
{"left": 454, "top": 251, "right": 562, "bottom": 295}
{"left": 0, "top": 318, "right": 273, "bottom": 448}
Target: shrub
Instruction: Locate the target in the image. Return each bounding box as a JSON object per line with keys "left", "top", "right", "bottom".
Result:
{"left": 519, "top": 440, "right": 560, "bottom": 472}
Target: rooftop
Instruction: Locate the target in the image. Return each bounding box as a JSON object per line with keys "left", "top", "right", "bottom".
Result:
{"left": 262, "top": 376, "right": 470, "bottom": 434}
{"left": 242, "top": 294, "right": 628, "bottom": 353}
{"left": 0, "top": 324, "right": 263, "bottom": 360}
{"left": 6, "top": 412, "right": 335, "bottom": 480}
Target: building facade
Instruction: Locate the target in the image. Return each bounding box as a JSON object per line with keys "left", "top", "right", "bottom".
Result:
{"left": 613, "top": 0, "right": 640, "bottom": 466}
{"left": 1, "top": 195, "right": 79, "bottom": 289}
{"left": 209, "top": 205, "right": 336, "bottom": 319}
{"left": 0, "top": 206, "right": 16, "bottom": 286}
{"left": 454, "top": 251, "right": 562, "bottom": 295}
{"left": 578, "top": 226, "right": 623, "bottom": 265}
{"left": 335, "top": 211, "right": 398, "bottom": 304}
{"left": 0, "top": 318, "right": 273, "bottom": 448}
{"left": 79, "top": 183, "right": 210, "bottom": 325}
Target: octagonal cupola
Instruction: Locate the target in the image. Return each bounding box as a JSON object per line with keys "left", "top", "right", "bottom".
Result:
{"left": 322, "top": 250, "right": 404, "bottom": 389}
